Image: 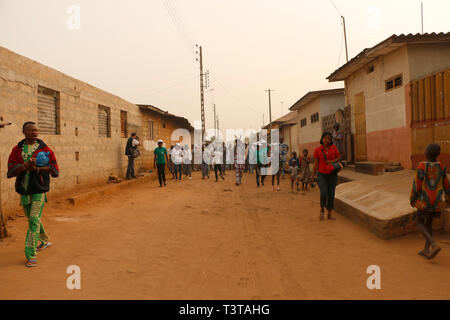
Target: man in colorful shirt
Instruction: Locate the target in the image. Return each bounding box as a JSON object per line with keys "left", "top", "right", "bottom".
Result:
{"left": 7, "top": 122, "right": 59, "bottom": 268}
{"left": 154, "top": 139, "right": 169, "bottom": 187}
{"left": 410, "top": 143, "right": 450, "bottom": 260}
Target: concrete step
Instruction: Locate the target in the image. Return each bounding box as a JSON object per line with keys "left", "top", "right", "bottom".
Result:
{"left": 355, "top": 161, "right": 388, "bottom": 176}
{"left": 67, "top": 173, "right": 154, "bottom": 206}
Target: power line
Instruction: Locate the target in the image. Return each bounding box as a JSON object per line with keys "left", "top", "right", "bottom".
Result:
{"left": 133, "top": 74, "right": 199, "bottom": 101}
{"left": 328, "top": 0, "right": 343, "bottom": 17}
{"left": 161, "top": 0, "right": 194, "bottom": 54}
{"left": 337, "top": 25, "right": 344, "bottom": 67}
{"left": 211, "top": 75, "right": 263, "bottom": 115}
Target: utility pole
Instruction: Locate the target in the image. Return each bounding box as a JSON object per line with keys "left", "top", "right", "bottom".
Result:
{"left": 213, "top": 103, "right": 217, "bottom": 138}
{"left": 195, "top": 45, "right": 207, "bottom": 138}
{"left": 265, "top": 89, "right": 274, "bottom": 133}
{"left": 341, "top": 16, "right": 349, "bottom": 63}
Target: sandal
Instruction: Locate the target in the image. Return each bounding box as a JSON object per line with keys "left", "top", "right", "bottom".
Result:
{"left": 25, "top": 259, "right": 37, "bottom": 268}
{"left": 37, "top": 242, "right": 52, "bottom": 252}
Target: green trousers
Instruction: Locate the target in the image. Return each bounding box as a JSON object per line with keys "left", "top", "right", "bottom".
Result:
{"left": 23, "top": 197, "right": 49, "bottom": 260}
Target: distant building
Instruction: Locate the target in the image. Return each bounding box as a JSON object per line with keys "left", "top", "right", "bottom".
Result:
{"left": 263, "top": 112, "right": 298, "bottom": 157}
{"left": 137, "top": 104, "right": 194, "bottom": 169}
{"left": 288, "top": 89, "right": 345, "bottom": 157}
{"left": 328, "top": 33, "right": 450, "bottom": 169}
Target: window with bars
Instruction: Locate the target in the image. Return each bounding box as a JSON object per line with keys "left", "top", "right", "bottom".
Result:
{"left": 120, "top": 110, "right": 127, "bottom": 138}
{"left": 311, "top": 112, "right": 319, "bottom": 123}
{"left": 37, "top": 86, "right": 60, "bottom": 135}
{"left": 98, "top": 105, "right": 111, "bottom": 138}
{"left": 300, "top": 118, "right": 307, "bottom": 127}
{"left": 385, "top": 74, "right": 403, "bottom": 92}
{"left": 149, "top": 119, "right": 154, "bottom": 140}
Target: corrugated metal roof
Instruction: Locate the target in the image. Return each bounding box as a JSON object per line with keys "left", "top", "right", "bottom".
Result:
{"left": 137, "top": 104, "right": 193, "bottom": 130}
{"left": 288, "top": 88, "right": 345, "bottom": 111}
{"left": 262, "top": 111, "right": 298, "bottom": 129}
{"left": 327, "top": 32, "right": 450, "bottom": 82}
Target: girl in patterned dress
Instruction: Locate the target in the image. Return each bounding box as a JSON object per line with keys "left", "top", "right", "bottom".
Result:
{"left": 410, "top": 143, "right": 450, "bottom": 260}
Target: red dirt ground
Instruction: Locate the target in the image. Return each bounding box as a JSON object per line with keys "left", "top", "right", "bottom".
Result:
{"left": 1, "top": 171, "right": 449, "bottom": 299}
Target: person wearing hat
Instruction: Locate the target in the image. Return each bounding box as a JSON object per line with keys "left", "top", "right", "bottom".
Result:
{"left": 154, "top": 139, "right": 168, "bottom": 187}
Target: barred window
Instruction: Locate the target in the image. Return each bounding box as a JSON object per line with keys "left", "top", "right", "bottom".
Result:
{"left": 300, "top": 118, "right": 307, "bottom": 127}
{"left": 120, "top": 110, "right": 128, "bottom": 138}
{"left": 37, "top": 86, "right": 60, "bottom": 135}
{"left": 98, "top": 105, "right": 111, "bottom": 138}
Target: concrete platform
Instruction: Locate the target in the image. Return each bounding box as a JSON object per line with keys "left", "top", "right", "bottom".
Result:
{"left": 335, "top": 169, "right": 450, "bottom": 239}
{"left": 355, "top": 161, "right": 388, "bottom": 175}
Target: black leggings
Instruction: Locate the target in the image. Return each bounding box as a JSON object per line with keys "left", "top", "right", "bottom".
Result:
{"left": 318, "top": 172, "right": 338, "bottom": 210}
{"left": 174, "top": 164, "right": 182, "bottom": 180}
{"left": 214, "top": 164, "right": 223, "bottom": 180}
{"left": 157, "top": 164, "right": 166, "bottom": 185}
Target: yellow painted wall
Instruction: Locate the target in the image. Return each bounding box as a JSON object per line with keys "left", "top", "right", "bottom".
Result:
{"left": 345, "top": 45, "right": 410, "bottom": 135}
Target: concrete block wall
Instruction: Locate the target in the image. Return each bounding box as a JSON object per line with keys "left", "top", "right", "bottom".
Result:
{"left": 0, "top": 46, "right": 143, "bottom": 219}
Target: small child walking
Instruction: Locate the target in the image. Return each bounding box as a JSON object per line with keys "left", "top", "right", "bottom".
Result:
{"left": 289, "top": 160, "right": 300, "bottom": 191}
{"left": 300, "top": 149, "right": 312, "bottom": 190}
{"left": 410, "top": 143, "right": 450, "bottom": 260}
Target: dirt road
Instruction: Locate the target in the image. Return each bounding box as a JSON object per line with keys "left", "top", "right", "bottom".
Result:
{"left": 1, "top": 171, "right": 449, "bottom": 299}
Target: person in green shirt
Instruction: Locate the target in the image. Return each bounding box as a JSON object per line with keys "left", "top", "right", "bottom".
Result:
{"left": 154, "top": 139, "right": 169, "bottom": 187}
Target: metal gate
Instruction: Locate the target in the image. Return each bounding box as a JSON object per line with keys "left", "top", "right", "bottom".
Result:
{"left": 321, "top": 106, "right": 352, "bottom": 162}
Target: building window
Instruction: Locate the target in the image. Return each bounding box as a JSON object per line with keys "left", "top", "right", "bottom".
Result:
{"left": 367, "top": 65, "right": 375, "bottom": 74}
{"left": 98, "top": 105, "right": 111, "bottom": 138}
{"left": 300, "top": 118, "right": 307, "bottom": 127}
{"left": 120, "top": 110, "right": 127, "bottom": 138}
{"left": 162, "top": 122, "right": 166, "bottom": 129}
{"left": 311, "top": 112, "right": 319, "bottom": 123}
{"left": 385, "top": 74, "right": 403, "bottom": 92}
{"left": 37, "top": 86, "right": 60, "bottom": 135}
{"left": 149, "top": 120, "right": 154, "bottom": 140}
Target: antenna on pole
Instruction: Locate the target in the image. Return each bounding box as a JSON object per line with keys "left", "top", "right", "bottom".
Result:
{"left": 421, "top": 2, "right": 424, "bottom": 34}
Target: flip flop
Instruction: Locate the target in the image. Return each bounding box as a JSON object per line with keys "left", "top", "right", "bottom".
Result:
{"left": 25, "top": 259, "right": 37, "bottom": 268}
{"left": 37, "top": 242, "right": 52, "bottom": 252}
{"left": 427, "top": 246, "right": 442, "bottom": 260}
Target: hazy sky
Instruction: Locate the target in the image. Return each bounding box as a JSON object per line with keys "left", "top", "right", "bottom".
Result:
{"left": 1, "top": 0, "right": 449, "bottom": 134}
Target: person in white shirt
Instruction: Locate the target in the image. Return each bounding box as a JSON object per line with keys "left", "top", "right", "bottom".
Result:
{"left": 171, "top": 143, "right": 183, "bottom": 180}
{"left": 211, "top": 145, "right": 224, "bottom": 182}
{"left": 182, "top": 145, "right": 192, "bottom": 179}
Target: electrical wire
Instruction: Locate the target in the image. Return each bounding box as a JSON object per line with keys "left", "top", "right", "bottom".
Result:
{"left": 328, "top": 0, "right": 343, "bottom": 17}
{"left": 161, "top": 0, "right": 194, "bottom": 54}
{"left": 133, "top": 74, "right": 199, "bottom": 102}
{"left": 337, "top": 25, "right": 344, "bottom": 68}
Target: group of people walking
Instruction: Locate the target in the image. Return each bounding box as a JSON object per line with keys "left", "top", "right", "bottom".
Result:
{"left": 5, "top": 121, "right": 449, "bottom": 268}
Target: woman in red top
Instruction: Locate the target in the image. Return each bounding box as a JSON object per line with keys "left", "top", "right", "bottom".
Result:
{"left": 311, "top": 132, "right": 341, "bottom": 220}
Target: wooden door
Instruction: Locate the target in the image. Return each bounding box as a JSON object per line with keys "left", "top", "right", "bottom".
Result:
{"left": 354, "top": 93, "right": 368, "bottom": 161}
